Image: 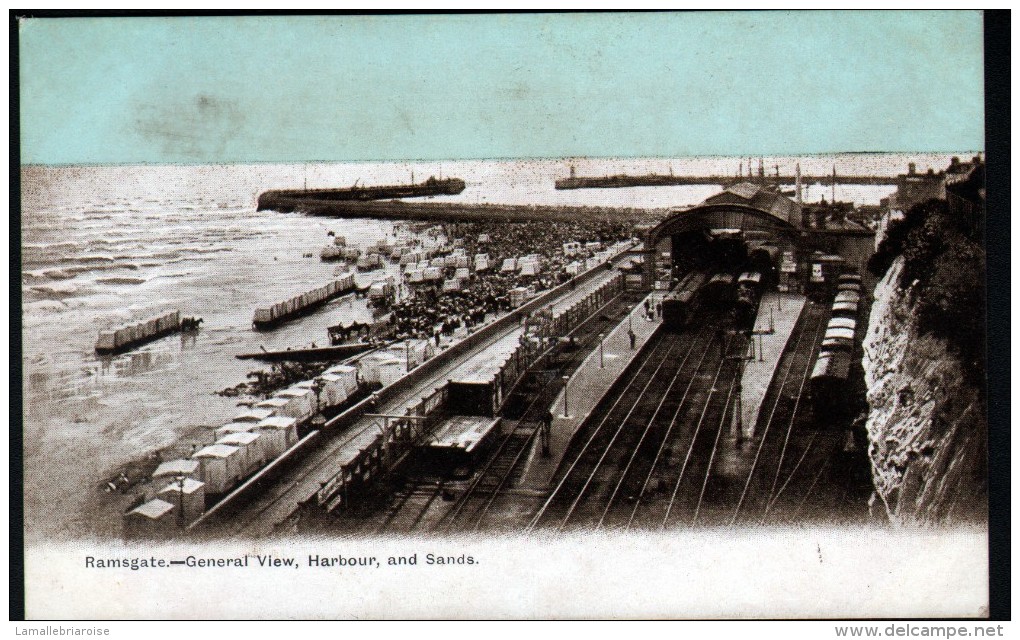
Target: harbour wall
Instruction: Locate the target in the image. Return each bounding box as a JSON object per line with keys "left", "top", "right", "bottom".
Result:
{"left": 257, "top": 193, "right": 663, "bottom": 224}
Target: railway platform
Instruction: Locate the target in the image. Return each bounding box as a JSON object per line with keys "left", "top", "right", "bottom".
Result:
{"left": 737, "top": 293, "right": 806, "bottom": 439}
{"left": 518, "top": 293, "right": 662, "bottom": 490}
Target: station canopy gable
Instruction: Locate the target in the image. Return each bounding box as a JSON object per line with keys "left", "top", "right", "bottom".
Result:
{"left": 704, "top": 183, "right": 802, "bottom": 227}
{"left": 648, "top": 182, "right": 803, "bottom": 245}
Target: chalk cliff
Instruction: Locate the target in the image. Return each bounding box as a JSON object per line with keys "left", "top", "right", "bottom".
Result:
{"left": 862, "top": 256, "right": 986, "bottom": 525}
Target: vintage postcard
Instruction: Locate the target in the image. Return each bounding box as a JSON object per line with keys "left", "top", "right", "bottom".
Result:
{"left": 16, "top": 11, "right": 993, "bottom": 620}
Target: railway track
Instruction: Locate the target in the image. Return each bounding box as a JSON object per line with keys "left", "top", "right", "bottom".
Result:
{"left": 641, "top": 329, "right": 741, "bottom": 529}
{"left": 211, "top": 292, "right": 623, "bottom": 537}
{"left": 324, "top": 290, "right": 869, "bottom": 536}
{"left": 758, "top": 402, "right": 872, "bottom": 526}
{"left": 597, "top": 326, "right": 724, "bottom": 530}
{"left": 527, "top": 313, "right": 741, "bottom": 532}
{"left": 365, "top": 292, "right": 641, "bottom": 535}
{"left": 723, "top": 301, "right": 830, "bottom": 526}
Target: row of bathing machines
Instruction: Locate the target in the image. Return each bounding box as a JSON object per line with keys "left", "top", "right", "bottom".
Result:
{"left": 125, "top": 362, "right": 361, "bottom": 535}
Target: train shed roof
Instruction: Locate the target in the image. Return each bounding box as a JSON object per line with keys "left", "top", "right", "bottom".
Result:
{"left": 704, "top": 182, "right": 802, "bottom": 227}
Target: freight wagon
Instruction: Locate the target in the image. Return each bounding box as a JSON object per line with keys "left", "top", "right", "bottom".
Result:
{"left": 420, "top": 415, "right": 503, "bottom": 475}
{"left": 539, "top": 273, "right": 623, "bottom": 339}
{"left": 446, "top": 330, "right": 539, "bottom": 417}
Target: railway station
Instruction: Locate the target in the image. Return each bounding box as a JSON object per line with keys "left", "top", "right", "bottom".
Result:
{"left": 185, "top": 184, "right": 876, "bottom": 538}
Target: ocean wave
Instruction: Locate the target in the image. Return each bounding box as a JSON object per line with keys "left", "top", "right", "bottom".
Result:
{"left": 33, "top": 256, "right": 142, "bottom": 273}
{"left": 29, "top": 282, "right": 79, "bottom": 297}
{"left": 23, "top": 268, "right": 76, "bottom": 282}
{"left": 73, "top": 254, "right": 116, "bottom": 264}
{"left": 23, "top": 300, "right": 69, "bottom": 314}
{"left": 23, "top": 241, "right": 82, "bottom": 250}
{"left": 66, "top": 262, "right": 140, "bottom": 274}
{"left": 95, "top": 277, "right": 148, "bottom": 286}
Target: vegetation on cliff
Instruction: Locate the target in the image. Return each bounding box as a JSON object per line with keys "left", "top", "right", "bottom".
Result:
{"left": 868, "top": 199, "right": 985, "bottom": 384}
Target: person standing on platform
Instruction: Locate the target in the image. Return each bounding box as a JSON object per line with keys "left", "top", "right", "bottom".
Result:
{"left": 541, "top": 409, "right": 553, "bottom": 457}
{"left": 715, "top": 327, "right": 727, "bottom": 357}
{"left": 628, "top": 328, "right": 637, "bottom": 350}
{"left": 655, "top": 301, "right": 662, "bottom": 320}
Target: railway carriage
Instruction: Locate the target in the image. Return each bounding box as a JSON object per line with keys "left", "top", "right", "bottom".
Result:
{"left": 737, "top": 271, "right": 763, "bottom": 292}
{"left": 821, "top": 326, "right": 856, "bottom": 354}
{"left": 834, "top": 290, "right": 861, "bottom": 305}
{"left": 708, "top": 231, "right": 749, "bottom": 271}
{"left": 831, "top": 300, "right": 859, "bottom": 319}
{"left": 826, "top": 317, "right": 857, "bottom": 334}
{"left": 420, "top": 415, "right": 503, "bottom": 478}
{"left": 701, "top": 273, "right": 736, "bottom": 309}
{"left": 733, "top": 271, "right": 764, "bottom": 329}
{"left": 661, "top": 271, "right": 708, "bottom": 330}
{"left": 820, "top": 336, "right": 855, "bottom": 353}
{"left": 823, "top": 326, "right": 856, "bottom": 343}
{"left": 733, "top": 288, "right": 758, "bottom": 330}
{"left": 810, "top": 350, "right": 854, "bottom": 418}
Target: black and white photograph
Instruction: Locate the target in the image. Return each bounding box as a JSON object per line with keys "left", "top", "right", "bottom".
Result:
{"left": 13, "top": 10, "right": 1000, "bottom": 622}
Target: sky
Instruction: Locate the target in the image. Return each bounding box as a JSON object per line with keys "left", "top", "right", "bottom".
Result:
{"left": 18, "top": 11, "right": 985, "bottom": 165}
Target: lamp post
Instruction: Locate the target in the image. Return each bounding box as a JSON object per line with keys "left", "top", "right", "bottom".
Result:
{"left": 599, "top": 332, "right": 605, "bottom": 368}
{"left": 174, "top": 475, "right": 186, "bottom": 529}
{"left": 733, "top": 371, "right": 744, "bottom": 448}
{"left": 310, "top": 379, "right": 326, "bottom": 431}
{"left": 562, "top": 375, "right": 571, "bottom": 418}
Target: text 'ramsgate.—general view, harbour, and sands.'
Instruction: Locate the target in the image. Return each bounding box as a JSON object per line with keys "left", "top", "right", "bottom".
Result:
{"left": 21, "top": 151, "right": 987, "bottom": 541}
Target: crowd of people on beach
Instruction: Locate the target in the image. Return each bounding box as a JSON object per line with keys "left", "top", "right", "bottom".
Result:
{"left": 380, "top": 220, "right": 634, "bottom": 342}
